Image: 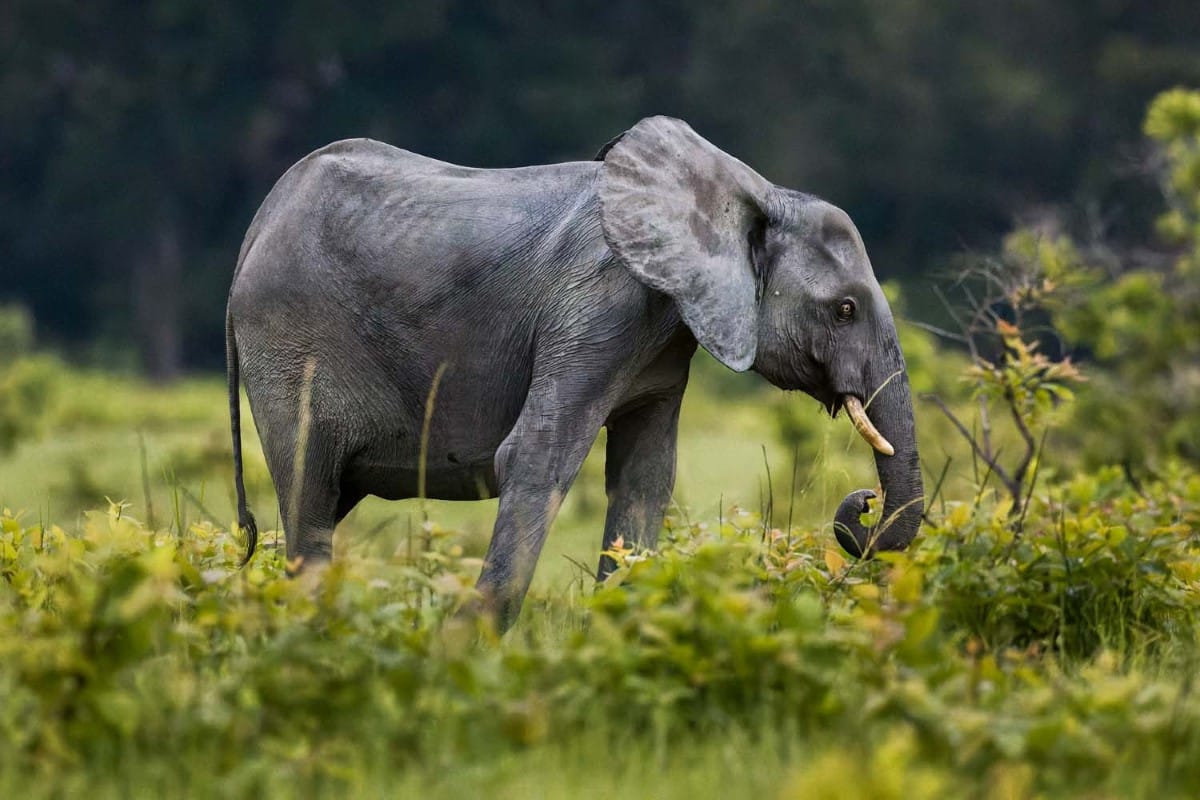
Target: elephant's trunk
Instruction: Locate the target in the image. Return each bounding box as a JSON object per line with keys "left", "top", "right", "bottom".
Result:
{"left": 833, "top": 358, "right": 923, "bottom": 558}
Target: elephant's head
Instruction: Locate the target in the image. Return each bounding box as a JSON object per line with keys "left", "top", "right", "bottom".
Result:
{"left": 599, "top": 116, "right": 923, "bottom": 557}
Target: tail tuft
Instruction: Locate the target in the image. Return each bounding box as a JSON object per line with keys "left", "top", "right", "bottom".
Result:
{"left": 238, "top": 511, "right": 258, "bottom": 567}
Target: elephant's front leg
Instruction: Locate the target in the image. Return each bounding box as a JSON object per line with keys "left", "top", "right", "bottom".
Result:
{"left": 476, "top": 383, "right": 607, "bottom": 632}
{"left": 597, "top": 393, "right": 683, "bottom": 580}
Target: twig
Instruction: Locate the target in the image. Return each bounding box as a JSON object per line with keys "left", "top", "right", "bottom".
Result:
{"left": 977, "top": 394, "right": 993, "bottom": 461}
{"left": 1014, "top": 428, "right": 1049, "bottom": 534}
{"left": 973, "top": 447, "right": 1006, "bottom": 513}
{"left": 1007, "top": 389, "right": 1037, "bottom": 495}
{"left": 178, "top": 484, "right": 221, "bottom": 528}
{"left": 933, "top": 286, "right": 970, "bottom": 345}
{"left": 561, "top": 553, "right": 596, "bottom": 586}
{"left": 922, "top": 455, "right": 952, "bottom": 525}
{"left": 903, "top": 319, "right": 970, "bottom": 343}
{"left": 922, "top": 393, "right": 1015, "bottom": 492}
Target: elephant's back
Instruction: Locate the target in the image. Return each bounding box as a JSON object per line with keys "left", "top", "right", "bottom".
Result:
{"left": 233, "top": 138, "right": 605, "bottom": 299}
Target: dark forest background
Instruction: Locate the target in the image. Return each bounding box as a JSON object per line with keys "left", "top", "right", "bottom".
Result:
{"left": 3, "top": 0, "right": 1199, "bottom": 378}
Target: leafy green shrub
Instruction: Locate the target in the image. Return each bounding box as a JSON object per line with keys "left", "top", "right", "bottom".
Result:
{"left": 0, "top": 356, "right": 58, "bottom": 453}
{"left": 575, "top": 518, "right": 865, "bottom": 730}
{"left": 0, "top": 304, "right": 34, "bottom": 364}
{"left": 3, "top": 456, "right": 1200, "bottom": 796}
{"left": 908, "top": 465, "right": 1200, "bottom": 658}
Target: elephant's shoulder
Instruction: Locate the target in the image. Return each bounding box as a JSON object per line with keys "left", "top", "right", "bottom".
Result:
{"left": 295, "top": 138, "right": 467, "bottom": 182}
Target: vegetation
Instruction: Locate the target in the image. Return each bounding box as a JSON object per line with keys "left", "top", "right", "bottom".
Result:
{"left": 2, "top": 41, "right": 1200, "bottom": 800}
{"left": 2, "top": 464, "right": 1199, "bottom": 797}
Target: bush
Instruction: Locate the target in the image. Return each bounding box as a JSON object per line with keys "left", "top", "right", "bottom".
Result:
{"left": 993, "top": 89, "right": 1200, "bottom": 470}
{"left": 0, "top": 356, "right": 58, "bottom": 453}
{"left": 0, "top": 305, "right": 34, "bottom": 364}
{"left": 3, "top": 455, "right": 1200, "bottom": 795}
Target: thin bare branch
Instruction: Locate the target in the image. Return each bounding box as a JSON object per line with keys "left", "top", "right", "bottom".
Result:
{"left": 922, "top": 392, "right": 1015, "bottom": 491}
{"left": 933, "top": 285, "right": 969, "bottom": 338}
{"left": 1015, "top": 428, "right": 1050, "bottom": 531}
{"left": 978, "top": 394, "right": 993, "bottom": 459}
{"left": 922, "top": 455, "right": 953, "bottom": 525}
{"left": 903, "top": 318, "right": 970, "bottom": 343}
{"left": 1007, "top": 390, "right": 1037, "bottom": 491}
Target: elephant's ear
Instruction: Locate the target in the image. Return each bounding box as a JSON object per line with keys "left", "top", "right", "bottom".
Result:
{"left": 599, "top": 116, "right": 774, "bottom": 371}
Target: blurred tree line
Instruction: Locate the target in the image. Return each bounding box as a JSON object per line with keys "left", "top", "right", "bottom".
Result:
{"left": 2, "top": 0, "right": 1198, "bottom": 378}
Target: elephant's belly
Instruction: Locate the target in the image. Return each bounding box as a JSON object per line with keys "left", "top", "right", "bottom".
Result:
{"left": 342, "top": 451, "right": 499, "bottom": 503}
{"left": 337, "top": 377, "right": 521, "bottom": 503}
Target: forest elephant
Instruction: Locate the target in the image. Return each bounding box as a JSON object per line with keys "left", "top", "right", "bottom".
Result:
{"left": 226, "top": 116, "right": 924, "bottom": 631}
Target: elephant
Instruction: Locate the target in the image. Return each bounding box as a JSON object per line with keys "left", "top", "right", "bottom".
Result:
{"left": 226, "top": 116, "right": 923, "bottom": 631}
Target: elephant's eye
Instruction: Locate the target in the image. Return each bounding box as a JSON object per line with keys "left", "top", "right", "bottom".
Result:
{"left": 836, "top": 298, "right": 856, "bottom": 322}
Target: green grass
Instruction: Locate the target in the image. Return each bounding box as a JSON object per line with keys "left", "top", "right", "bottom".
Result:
{"left": 4, "top": 356, "right": 1200, "bottom": 798}
{"left": 1, "top": 724, "right": 802, "bottom": 800}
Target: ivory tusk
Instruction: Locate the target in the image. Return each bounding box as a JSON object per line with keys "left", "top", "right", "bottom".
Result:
{"left": 843, "top": 395, "right": 895, "bottom": 456}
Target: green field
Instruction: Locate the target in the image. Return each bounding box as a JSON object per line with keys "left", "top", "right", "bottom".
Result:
{"left": 3, "top": 340, "right": 1200, "bottom": 798}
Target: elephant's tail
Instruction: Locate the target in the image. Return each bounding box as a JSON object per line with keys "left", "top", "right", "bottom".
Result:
{"left": 226, "top": 307, "right": 258, "bottom": 566}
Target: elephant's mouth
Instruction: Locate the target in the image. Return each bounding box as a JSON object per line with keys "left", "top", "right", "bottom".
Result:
{"left": 816, "top": 388, "right": 895, "bottom": 456}
{"left": 840, "top": 394, "right": 895, "bottom": 456}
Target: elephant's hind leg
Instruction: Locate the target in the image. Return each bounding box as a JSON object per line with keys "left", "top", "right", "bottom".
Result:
{"left": 597, "top": 391, "right": 684, "bottom": 579}
{"left": 264, "top": 431, "right": 345, "bottom": 571}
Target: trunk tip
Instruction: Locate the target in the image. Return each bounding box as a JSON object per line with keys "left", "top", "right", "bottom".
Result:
{"left": 833, "top": 489, "right": 877, "bottom": 558}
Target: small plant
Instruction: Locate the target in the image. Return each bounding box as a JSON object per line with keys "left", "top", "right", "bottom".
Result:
{"left": 922, "top": 243, "right": 1084, "bottom": 520}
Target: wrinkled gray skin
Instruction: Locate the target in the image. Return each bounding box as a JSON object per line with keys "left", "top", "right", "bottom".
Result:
{"left": 227, "top": 116, "right": 923, "bottom": 631}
